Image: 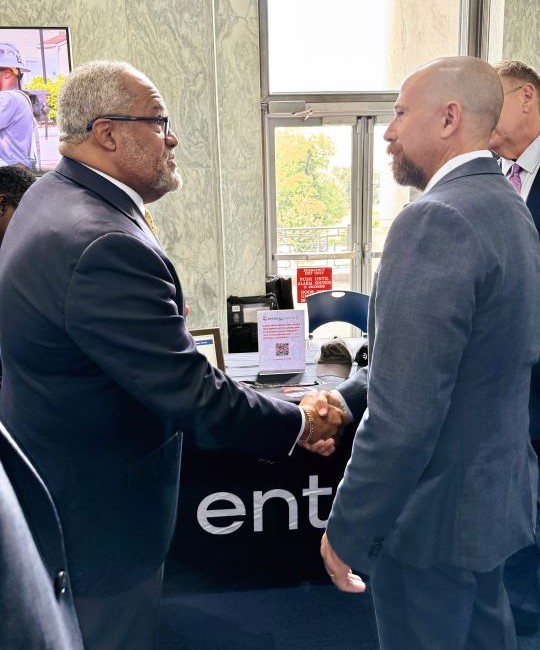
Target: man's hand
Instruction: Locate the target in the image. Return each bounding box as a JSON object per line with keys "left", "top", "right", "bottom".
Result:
{"left": 298, "top": 390, "right": 348, "bottom": 456}
{"left": 299, "top": 436, "right": 336, "bottom": 456}
{"left": 298, "top": 401, "right": 343, "bottom": 456}
{"left": 321, "top": 532, "right": 366, "bottom": 593}
{"left": 300, "top": 390, "right": 347, "bottom": 417}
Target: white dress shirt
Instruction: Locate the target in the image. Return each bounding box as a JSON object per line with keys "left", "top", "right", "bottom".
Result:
{"left": 500, "top": 134, "right": 540, "bottom": 202}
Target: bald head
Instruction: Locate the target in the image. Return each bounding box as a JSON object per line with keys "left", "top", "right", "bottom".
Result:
{"left": 411, "top": 56, "right": 504, "bottom": 139}
{"left": 385, "top": 56, "right": 503, "bottom": 190}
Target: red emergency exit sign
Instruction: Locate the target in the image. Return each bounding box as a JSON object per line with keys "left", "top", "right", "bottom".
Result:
{"left": 296, "top": 267, "right": 333, "bottom": 303}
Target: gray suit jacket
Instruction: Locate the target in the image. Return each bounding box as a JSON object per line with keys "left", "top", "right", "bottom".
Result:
{"left": 0, "top": 421, "right": 83, "bottom": 649}
{"left": 0, "top": 157, "right": 302, "bottom": 599}
{"left": 328, "top": 157, "right": 540, "bottom": 574}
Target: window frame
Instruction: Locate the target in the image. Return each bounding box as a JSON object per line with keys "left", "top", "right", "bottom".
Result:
{"left": 259, "top": 0, "right": 492, "bottom": 284}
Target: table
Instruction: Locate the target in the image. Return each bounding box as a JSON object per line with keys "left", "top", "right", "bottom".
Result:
{"left": 165, "top": 342, "right": 367, "bottom": 593}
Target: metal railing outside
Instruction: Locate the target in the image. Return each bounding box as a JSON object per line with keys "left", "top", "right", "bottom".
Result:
{"left": 276, "top": 225, "right": 352, "bottom": 254}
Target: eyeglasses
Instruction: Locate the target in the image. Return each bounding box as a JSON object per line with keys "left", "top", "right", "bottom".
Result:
{"left": 85, "top": 115, "right": 171, "bottom": 137}
{"left": 504, "top": 84, "right": 525, "bottom": 96}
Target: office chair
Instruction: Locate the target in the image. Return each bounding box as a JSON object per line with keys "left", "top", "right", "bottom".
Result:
{"left": 306, "top": 290, "right": 369, "bottom": 337}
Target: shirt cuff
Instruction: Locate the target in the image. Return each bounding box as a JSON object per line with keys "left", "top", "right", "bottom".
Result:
{"left": 330, "top": 389, "right": 353, "bottom": 424}
{"left": 288, "top": 406, "right": 306, "bottom": 456}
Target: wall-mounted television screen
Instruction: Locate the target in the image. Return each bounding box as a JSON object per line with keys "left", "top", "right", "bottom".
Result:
{"left": 0, "top": 27, "right": 72, "bottom": 174}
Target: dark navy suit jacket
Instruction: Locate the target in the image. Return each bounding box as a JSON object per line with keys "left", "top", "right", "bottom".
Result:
{"left": 527, "top": 171, "right": 540, "bottom": 440}
{"left": 0, "top": 157, "right": 302, "bottom": 598}
{"left": 0, "top": 420, "right": 83, "bottom": 649}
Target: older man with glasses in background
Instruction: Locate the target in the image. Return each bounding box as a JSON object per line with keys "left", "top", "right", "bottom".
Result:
{"left": 489, "top": 59, "right": 540, "bottom": 638}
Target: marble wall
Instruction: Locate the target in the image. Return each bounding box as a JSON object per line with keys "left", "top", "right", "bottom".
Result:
{"left": 7, "top": 0, "right": 540, "bottom": 335}
{"left": 386, "top": 0, "right": 460, "bottom": 88}
{"left": 501, "top": 0, "right": 540, "bottom": 69}
{"left": 7, "top": 0, "right": 266, "bottom": 336}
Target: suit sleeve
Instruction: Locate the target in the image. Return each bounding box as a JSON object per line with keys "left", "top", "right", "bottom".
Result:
{"left": 336, "top": 366, "right": 369, "bottom": 424}
{"left": 63, "top": 232, "right": 301, "bottom": 459}
{"left": 326, "top": 200, "right": 484, "bottom": 574}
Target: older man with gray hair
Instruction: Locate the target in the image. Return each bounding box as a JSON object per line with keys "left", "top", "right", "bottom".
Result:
{"left": 0, "top": 60, "right": 343, "bottom": 650}
{"left": 489, "top": 59, "right": 540, "bottom": 638}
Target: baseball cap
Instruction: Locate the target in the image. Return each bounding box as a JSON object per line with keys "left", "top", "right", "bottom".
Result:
{"left": 316, "top": 338, "right": 352, "bottom": 379}
{"left": 0, "top": 43, "right": 31, "bottom": 72}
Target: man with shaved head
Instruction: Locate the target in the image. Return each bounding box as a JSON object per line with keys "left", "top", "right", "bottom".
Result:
{"left": 313, "top": 56, "right": 540, "bottom": 649}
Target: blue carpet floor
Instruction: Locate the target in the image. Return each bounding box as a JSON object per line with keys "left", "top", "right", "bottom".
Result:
{"left": 158, "top": 582, "right": 379, "bottom": 650}
{"left": 518, "top": 628, "right": 540, "bottom": 650}
{"left": 158, "top": 580, "right": 540, "bottom": 649}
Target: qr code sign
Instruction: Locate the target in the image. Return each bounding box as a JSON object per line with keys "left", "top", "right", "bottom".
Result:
{"left": 275, "top": 342, "right": 289, "bottom": 357}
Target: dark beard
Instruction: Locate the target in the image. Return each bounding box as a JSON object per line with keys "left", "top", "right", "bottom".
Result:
{"left": 390, "top": 147, "right": 428, "bottom": 190}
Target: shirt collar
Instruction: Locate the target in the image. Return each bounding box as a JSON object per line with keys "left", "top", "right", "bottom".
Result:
{"left": 499, "top": 134, "right": 540, "bottom": 175}
{"left": 79, "top": 163, "right": 145, "bottom": 217}
{"left": 424, "top": 150, "right": 494, "bottom": 193}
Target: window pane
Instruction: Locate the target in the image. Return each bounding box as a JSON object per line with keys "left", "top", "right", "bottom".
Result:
{"left": 274, "top": 124, "right": 356, "bottom": 337}
{"left": 275, "top": 124, "right": 353, "bottom": 296}
{"left": 486, "top": 0, "right": 505, "bottom": 63}
{"left": 371, "top": 122, "right": 417, "bottom": 282}
{"left": 267, "top": 0, "right": 461, "bottom": 93}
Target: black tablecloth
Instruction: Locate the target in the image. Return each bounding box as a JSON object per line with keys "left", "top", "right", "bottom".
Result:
{"left": 166, "top": 344, "right": 367, "bottom": 593}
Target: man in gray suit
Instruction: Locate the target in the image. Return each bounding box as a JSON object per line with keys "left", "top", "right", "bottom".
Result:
{"left": 309, "top": 56, "right": 540, "bottom": 649}
{"left": 0, "top": 61, "right": 341, "bottom": 650}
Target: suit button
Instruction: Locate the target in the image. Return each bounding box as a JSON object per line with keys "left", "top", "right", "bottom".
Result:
{"left": 368, "top": 536, "right": 384, "bottom": 559}
{"left": 54, "top": 570, "right": 67, "bottom": 598}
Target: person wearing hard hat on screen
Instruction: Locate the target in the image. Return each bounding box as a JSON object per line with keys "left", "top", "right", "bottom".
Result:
{"left": 0, "top": 43, "right": 33, "bottom": 168}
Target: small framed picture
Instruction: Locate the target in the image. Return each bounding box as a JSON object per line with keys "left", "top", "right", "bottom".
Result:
{"left": 190, "top": 328, "right": 225, "bottom": 371}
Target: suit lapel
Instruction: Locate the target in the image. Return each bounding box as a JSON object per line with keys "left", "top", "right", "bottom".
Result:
{"left": 54, "top": 157, "right": 145, "bottom": 234}
{"left": 54, "top": 158, "right": 183, "bottom": 310}
{"left": 431, "top": 157, "right": 503, "bottom": 190}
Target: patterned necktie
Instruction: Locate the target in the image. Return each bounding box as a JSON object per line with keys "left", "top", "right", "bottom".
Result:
{"left": 507, "top": 163, "right": 522, "bottom": 193}
{"left": 143, "top": 209, "right": 159, "bottom": 238}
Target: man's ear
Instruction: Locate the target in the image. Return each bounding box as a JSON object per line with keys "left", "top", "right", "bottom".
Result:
{"left": 441, "top": 100, "right": 461, "bottom": 138}
{"left": 89, "top": 120, "right": 117, "bottom": 151}
{"left": 522, "top": 83, "right": 536, "bottom": 114}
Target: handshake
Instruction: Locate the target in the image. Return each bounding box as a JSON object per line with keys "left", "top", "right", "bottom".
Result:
{"left": 297, "top": 391, "right": 351, "bottom": 457}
